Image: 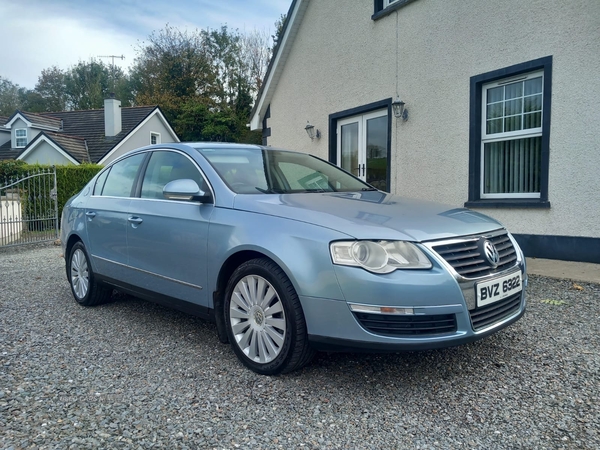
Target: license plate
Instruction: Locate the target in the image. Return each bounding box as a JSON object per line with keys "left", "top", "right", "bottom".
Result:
{"left": 476, "top": 271, "right": 522, "bottom": 308}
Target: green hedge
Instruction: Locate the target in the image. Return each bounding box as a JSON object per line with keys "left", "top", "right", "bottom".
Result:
{"left": 0, "top": 161, "right": 103, "bottom": 224}
{"left": 54, "top": 164, "right": 103, "bottom": 213}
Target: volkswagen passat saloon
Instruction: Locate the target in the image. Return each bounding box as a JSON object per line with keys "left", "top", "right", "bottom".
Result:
{"left": 61, "top": 143, "right": 526, "bottom": 375}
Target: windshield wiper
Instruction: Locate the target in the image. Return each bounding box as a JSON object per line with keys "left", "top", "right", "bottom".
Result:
{"left": 361, "top": 187, "right": 378, "bottom": 191}
{"left": 301, "top": 188, "right": 332, "bottom": 193}
{"left": 255, "top": 187, "right": 285, "bottom": 194}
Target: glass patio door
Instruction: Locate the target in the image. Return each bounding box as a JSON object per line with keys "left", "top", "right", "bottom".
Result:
{"left": 337, "top": 110, "right": 388, "bottom": 191}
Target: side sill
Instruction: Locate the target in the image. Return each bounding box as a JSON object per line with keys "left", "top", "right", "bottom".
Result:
{"left": 465, "top": 200, "right": 551, "bottom": 209}
{"left": 97, "top": 275, "right": 214, "bottom": 322}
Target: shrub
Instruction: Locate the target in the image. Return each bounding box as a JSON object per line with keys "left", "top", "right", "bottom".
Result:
{"left": 0, "top": 161, "right": 102, "bottom": 227}
{"left": 0, "top": 159, "right": 28, "bottom": 181}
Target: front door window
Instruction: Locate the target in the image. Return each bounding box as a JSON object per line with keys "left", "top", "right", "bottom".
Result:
{"left": 337, "top": 110, "right": 388, "bottom": 191}
{"left": 340, "top": 122, "right": 359, "bottom": 178}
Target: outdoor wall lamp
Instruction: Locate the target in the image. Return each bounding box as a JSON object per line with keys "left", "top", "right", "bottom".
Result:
{"left": 305, "top": 121, "right": 321, "bottom": 140}
{"left": 392, "top": 97, "right": 409, "bottom": 121}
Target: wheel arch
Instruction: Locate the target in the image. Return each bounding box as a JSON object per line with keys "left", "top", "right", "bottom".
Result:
{"left": 64, "top": 234, "right": 83, "bottom": 277}
{"left": 212, "top": 249, "right": 294, "bottom": 344}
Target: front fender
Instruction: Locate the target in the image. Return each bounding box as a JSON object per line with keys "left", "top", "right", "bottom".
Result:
{"left": 207, "top": 208, "right": 351, "bottom": 303}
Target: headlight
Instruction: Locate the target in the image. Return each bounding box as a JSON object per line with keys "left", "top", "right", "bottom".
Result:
{"left": 330, "top": 240, "right": 432, "bottom": 273}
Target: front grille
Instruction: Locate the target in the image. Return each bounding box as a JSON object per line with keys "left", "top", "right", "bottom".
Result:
{"left": 353, "top": 312, "right": 457, "bottom": 337}
{"left": 431, "top": 230, "right": 517, "bottom": 278}
{"left": 469, "top": 292, "right": 522, "bottom": 331}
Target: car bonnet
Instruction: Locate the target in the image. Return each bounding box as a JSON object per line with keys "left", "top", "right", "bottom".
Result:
{"left": 232, "top": 190, "right": 503, "bottom": 242}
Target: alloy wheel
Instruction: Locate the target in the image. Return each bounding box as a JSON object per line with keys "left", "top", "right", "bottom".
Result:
{"left": 229, "top": 275, "right": 287, "bottom": 364}
{"left": 70, "top": 248, "right": 90, "bottom": 300}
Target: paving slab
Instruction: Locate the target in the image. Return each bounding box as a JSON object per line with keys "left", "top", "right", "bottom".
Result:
{"left": 526, "top": 257, "right": 600, "bottom": 284}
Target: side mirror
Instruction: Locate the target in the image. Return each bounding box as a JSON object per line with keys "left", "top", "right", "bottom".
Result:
{"left": 163, "top": 179, "right": 212, "bottom": 203}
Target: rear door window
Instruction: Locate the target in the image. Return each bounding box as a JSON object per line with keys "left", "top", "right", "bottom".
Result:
{"left": 93, "top": 168, "right": 110, "bottom": 195}
{"left": 101, "top": 153, "right": 146, "bottom": 197}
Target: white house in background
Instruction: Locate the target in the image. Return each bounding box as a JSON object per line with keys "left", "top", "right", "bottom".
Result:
{"left": 250, "top": 0, "right": 600, "bottom": 263}
{"left": 0, "top": 96, "right": 179, "bottom": 165}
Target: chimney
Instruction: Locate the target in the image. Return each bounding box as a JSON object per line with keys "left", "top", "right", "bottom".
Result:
{"left": 104, "top": 93, "right": 122, "bottom": 137}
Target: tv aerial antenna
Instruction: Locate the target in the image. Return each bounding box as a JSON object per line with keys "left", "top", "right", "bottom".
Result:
{"left": 98, "top": 54, "right": 125, "bottom": 92}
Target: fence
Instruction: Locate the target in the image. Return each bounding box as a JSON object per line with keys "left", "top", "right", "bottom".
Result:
{"left": 0, "top": 167, "right": 58, "bottom": 247}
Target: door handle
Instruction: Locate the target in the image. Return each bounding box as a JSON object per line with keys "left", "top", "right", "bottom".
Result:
{"left": 128, "top": 216, "right": 143, "bottom": 225}
{"left": 85, "top": 211, "right": 96, "bottom": 219}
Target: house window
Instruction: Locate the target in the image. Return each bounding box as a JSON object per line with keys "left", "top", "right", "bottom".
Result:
{"left": 467, "top": 56, "right": 552, "bottom": 208}
{"left": 15, "top": 129, "right": 27, "bottom": 148}
{"left": 150, "top": 132, "right": 161, "bottom": 145}
{"left": 373, "top": 0, "right": 418, "bottom": 18}
{"left": 329, "top": 99, "right": 391, "bottom": 192}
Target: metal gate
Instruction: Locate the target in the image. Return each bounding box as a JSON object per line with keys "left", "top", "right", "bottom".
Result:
{"left": 0, "top": 167, "right": 58, "bottom": 247}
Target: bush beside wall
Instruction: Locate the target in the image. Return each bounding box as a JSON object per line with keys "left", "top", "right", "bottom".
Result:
{"left": 0, "top": 161, "right": 103, "bottom": 225}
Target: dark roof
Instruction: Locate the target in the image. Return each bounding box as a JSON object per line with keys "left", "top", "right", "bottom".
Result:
{"left": 39, "top": 106, "right": 157, "bottom": 163}
{"left": 28, "top": 132, "right": 91, "bottom": 163}
{"left": 0, "top": 140, "right": 23, "bottom": 161}
{"left": 0, "top": 105, "right": 161, "bottom": 164}
{"left": 20, "top": 112, "right": 62, "bottom": 130}
{"left": 0, "top": 116, "right": 9, "bottom": 126}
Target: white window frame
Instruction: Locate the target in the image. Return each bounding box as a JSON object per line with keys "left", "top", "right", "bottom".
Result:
{"left": 336, "top": 109, "right": 387, "bottom": 182}
{"left": 480, "top": 70, "right": 543, "bottom": 200}
{"left": 15, "top": 128, "right": 27, "bottom": 148}
{"left": 150, "top": 132, "right": 161, "bottom": 145}
{"left": 384, "top": 0, "right": 400, "bottom": 7}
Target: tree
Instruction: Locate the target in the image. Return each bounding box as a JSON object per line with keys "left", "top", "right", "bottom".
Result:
{"left": 131, "top": 25, "right": 216, "bottom": 118}
{"left": 0, "top": 77, "right": 23, "bottom": 115}
{"left": 175, "top": 99, "right": 236, "bottom": 142}
{"left": 35, "top": 66, "right": 67, "bottom": 112}
{"left": 128, "top": 23, "right": 271, "bottom": 142}
{"left": 240, "top": 28, "right": 271, "bottom": 92}
{"left": 272, "top": 14, "right": 287, "bottom": 50}
{"left": 64, "top": 59, "right": 113, "bottom": 110}
{"left": 19, "top": 91, "right": 47, "bottom": 113}
{"left": 204, "top": 26, "right": 244, "bottom": 107}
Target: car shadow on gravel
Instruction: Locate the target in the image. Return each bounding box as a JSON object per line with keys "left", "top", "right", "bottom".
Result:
{"left": 80, "top": 287, "right": 527, "bottom": 386}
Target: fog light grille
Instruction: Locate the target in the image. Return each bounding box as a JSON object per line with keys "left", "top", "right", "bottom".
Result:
{"left": 353, "top": 312, "right": 457, "bottom": 337}
{"left": 470, "top": 292, "right": 522, "bottom": 331}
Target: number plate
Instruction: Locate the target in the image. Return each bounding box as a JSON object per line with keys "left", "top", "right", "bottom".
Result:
{"left": 476, "top": 271, "right": 522, "bottom": 308}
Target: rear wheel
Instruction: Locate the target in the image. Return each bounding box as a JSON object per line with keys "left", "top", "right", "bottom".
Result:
{"left": 68, "top": 242, "right": 111, "bottom": 306}
{"left": 224, "top": 258, "right": 314, "bottom": 375}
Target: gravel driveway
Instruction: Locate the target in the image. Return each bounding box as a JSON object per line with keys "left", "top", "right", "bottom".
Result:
{"left": 1, "top": 244, "right": 598, "bottom": 449}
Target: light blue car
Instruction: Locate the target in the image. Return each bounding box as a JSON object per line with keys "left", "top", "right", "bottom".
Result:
{"left": 61, "top": 143, "right": 527, "bottom": 375}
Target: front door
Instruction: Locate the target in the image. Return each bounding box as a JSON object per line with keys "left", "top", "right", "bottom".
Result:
{"left": 126, "top": 150, "right": 213, "bottom": 306}
{"left": 337, "top": 109, "right": 389, "bottom": 191}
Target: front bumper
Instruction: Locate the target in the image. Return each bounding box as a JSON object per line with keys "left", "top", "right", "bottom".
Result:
{"left": 300, "top": 240, "right": 527, "bottom": 352}
{"left": 306, "top": 297, "right": 525, "bottom": 352}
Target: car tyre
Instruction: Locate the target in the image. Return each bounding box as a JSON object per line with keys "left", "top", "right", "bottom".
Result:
{"left": 68, "top": 242, "right": 112, "bottom": 306}
{"left": 224, "top": 258, "right": 315, "bottom": 375}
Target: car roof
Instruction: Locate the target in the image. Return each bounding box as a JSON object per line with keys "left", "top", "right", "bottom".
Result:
{"left": 189, "top": 142, "right": 265, "bottom": 151}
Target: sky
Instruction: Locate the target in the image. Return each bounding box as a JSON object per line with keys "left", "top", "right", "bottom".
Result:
{"left": 0, "top": 0, "right": 290, "bottom": 90}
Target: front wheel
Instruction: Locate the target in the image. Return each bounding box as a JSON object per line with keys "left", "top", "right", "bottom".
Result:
{"left": 224, "top": 258, "right": 314, "bottom": 375}
{"left": 68, "top": 242, "right": 111, "bottom": 306}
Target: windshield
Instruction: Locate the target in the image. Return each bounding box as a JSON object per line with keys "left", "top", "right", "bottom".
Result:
{"left": 196, "top": 147, "right": 375, "bottom": 194}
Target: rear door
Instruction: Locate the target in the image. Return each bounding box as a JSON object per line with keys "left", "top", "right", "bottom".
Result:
{"left": 126, "top": 150, "right": 213, "bottom": 306}
{"left": 85, "top": 153, "right": 146, "bottom": 280}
